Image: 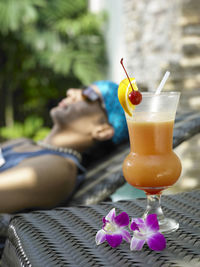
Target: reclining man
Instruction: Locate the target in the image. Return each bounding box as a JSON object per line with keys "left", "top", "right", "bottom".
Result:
{"left": 0, "top": 81, "right": 128, "bottom": 213}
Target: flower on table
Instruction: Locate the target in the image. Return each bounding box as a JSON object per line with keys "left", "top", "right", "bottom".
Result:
{"left": 130, "top": 214, "right": 166, "bottom": 251}
{"left": 95, "top": 208, "right": 131, "bottom": 248}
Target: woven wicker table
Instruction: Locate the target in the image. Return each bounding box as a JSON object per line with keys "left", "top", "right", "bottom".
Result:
{"left": 2, "top": 190, "right": 200, "bottom": 267}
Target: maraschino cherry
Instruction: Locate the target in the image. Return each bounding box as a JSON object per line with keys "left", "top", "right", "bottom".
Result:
{"left": 128, "top": 90, "right": 142, "bottom": 105}
{"left": 120, "top": 58, "right": 142, "bottom": 105}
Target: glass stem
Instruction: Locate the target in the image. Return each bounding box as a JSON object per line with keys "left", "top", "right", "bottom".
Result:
{"left": 143, "top": 194, "right": 165, "bottom": 221}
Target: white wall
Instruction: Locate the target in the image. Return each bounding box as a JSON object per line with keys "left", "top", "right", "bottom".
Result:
{"left": 88, "top": 0, "right": 105, "bottom": 13}
{"left": 88, "top": 0, "right": 125, "bottom": 84}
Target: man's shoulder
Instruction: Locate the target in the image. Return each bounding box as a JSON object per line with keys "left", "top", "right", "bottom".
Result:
{"left": 0, "top": 138, "right": 32, "bottom": 148}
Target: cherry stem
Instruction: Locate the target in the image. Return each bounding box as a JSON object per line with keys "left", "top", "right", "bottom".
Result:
{"left": 120, "top": 58, "right": 134, "bottom": 92}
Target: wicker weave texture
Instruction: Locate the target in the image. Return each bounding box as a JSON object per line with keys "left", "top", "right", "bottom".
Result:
{"left": 2, "top": 190, "right": 200, "bottom": 267}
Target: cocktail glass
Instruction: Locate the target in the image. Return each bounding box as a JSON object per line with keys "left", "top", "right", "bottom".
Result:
{"left": 123, "top": 92, "right": 181, "bottom": 233}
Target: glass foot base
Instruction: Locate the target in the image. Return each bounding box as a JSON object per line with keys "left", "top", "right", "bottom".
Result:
{"left": 158, "top": 218, "right": 179, "bottom": 234}
{"left": 142, "top": 194, "right": 179, "bottom": 234}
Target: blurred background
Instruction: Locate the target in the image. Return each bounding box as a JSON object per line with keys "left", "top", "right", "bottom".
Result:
{"left": 0, "top": 0, "right": 200, "bottom": 196}
{"left": 0, "top": 0, "right": 107, "bottom": 141}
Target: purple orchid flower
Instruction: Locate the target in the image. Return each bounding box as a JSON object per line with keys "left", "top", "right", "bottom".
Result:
{"left": 95, "top": 208, "right": 131, "bottom": 248}
{"left": 130, "top": 214, "right": 166, "bottom": 251}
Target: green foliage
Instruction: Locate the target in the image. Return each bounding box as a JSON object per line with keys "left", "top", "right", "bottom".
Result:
{"left": 0, "top": 116, "right": 50, "bottom": 141}
{"left": 0, "top": 0, "right": 106, "bottom": 84}
{"left": 0, "top": 0, "right": 43, "bottom": 33}
{"left": 0, "top": 0, "right": 107, "bottom": 131}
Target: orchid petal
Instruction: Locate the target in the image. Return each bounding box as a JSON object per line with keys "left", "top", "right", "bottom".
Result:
{"left": 102, "top": 217, "right": 108, "bottom": 228}
{"left": 130, "top": 235, "right": 145, "bottom": 251}
{"left": 114, "top": 212, "right": 129, "bottom": 227}
{"left": 106, "top": 208, "right": 116, "bottom": 222}
{"left": 147, "top": 232, "right": 166, "bottom": 251}
{"left": 95, "top": 230, "right": 106, "bottom": 245}
{"left": 130, "top": 221, "right": 140, "bottom": 231}
{"left": 130, "top": 218, "right": 145, "bottom": 231}
{"left": 146, "top": 214, "right": 159, "bottom": 232}
{"left": 106, "top": 234, "right": 122, "bottom": 248}
{"left": 120, "top": 229, "right": 131, "bottom": 243}
{"left": 132, "top": 218, "right": 144, "bottom": 224}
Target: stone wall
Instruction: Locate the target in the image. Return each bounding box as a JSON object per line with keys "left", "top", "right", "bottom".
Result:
{"left": 123, "top": 0, "right": 200, "bottom": 195}
{"left": 123, "top": 0, "right": 200, "bottom": 95}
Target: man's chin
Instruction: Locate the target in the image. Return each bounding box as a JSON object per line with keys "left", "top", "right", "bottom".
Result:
{"left": 50, "top": 107, "right": 57, "bottom": 119}
{"left": 50, "top": 107, "right": 68, "bottom": 125}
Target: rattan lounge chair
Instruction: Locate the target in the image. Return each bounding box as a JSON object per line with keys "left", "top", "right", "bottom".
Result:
{"left": 69, "top": 111, "right": 200, "bottom": 206}
{"left": 0, "top": 111, "right": 200, "bottom": 247}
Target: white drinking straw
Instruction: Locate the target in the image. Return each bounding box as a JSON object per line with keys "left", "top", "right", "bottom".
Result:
{"left": 155, "top": 71, "right": 170, "bottom": 95}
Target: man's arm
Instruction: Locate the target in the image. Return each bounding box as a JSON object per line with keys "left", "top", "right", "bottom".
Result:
{"left": 0, "top": 154, "right": 77, "bottom": 213}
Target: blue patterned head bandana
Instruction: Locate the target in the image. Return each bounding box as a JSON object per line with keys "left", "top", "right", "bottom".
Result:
{"left": 93, "top": 80, "right": 128, "bottom": 144}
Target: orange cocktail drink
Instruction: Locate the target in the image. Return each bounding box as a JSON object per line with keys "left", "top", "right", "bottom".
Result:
{"left": 122, "top": 92, "right": 181, "bottom": 233}
{"left": 123, "top": 113, "right": 182, "bottom": 194}
{"left": 118, "top": 59, "right": 181, "bottom": 233}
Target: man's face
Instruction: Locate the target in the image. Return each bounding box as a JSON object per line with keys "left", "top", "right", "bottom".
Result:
{"left": 50, "top": 86, "right": 107, "bottom": 133}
